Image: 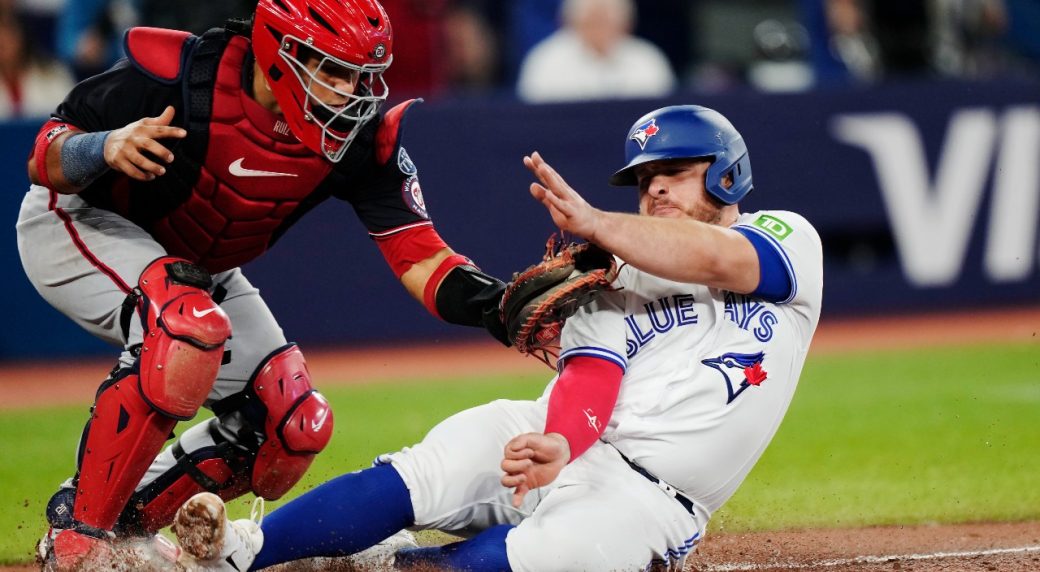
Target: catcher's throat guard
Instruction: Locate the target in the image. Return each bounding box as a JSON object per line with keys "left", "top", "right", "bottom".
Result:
{"left": 501, "top": 234, "right": 619, "bottom": 368}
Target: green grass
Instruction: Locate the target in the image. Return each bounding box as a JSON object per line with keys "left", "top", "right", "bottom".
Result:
{"left": 2, "top": 342, "right": 1038, "bottom": 563}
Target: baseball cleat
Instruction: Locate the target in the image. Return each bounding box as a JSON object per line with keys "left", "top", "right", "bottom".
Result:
{"left": 349, "top": 528, "right": 420, "bottom": 571}
{"left": 173, "top": 492, "right": 264, "bottom": 571}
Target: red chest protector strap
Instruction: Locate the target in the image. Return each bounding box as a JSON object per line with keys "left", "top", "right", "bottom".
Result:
{"left": 124, "top": 27, "right": 194, "bottom": 84}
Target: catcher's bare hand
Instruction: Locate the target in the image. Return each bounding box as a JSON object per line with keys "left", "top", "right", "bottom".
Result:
{"left": 500, "top": 432, "right": 570, "bottom": 508}
{"left": 105, "top": 105, "right": 186, "bottom": 181}
{"left": 525, "top": 151, "right": 603, "bottom": 241}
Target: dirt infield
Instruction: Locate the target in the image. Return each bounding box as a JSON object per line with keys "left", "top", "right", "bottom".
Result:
{"left": 3, "top": 306, "right": 1038, "bottom": 571}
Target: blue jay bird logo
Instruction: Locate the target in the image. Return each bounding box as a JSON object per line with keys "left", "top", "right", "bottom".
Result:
{"left": 702, "top": 352, "right": 768, "bottom": 404}
{"left": 630, "top": 118, "right": 660, "bottom": 150}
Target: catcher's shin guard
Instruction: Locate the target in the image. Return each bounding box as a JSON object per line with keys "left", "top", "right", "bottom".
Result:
{"left": 73, "top": 257, "right": 231, "bottom": 531}
{"left": 120, "top": 345, "right": 332, "bottom": 533}
{"left": 248, "top": 344, "right": 333, "bottom": 499}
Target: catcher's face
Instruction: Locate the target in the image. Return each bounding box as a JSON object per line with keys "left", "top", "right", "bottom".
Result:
{"left": 636, "top": 159, "right": 731, "bottom": 224}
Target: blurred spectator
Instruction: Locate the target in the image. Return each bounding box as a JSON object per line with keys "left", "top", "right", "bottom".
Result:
{"left": 137, "top": 0, "right": 257, "bottom": 35}
{"left": 508, "top": 0, "right": 689, "bottom": 92}
{"left": 801, "top": 0, "right": 881, "bottom": 86}
{"left": 747, "top": 18, "right": 814, "bottom": 92}
{"left": 440, "top": 2, "right": 501, "bottom": 96}
{"left": 0, "top": 8, "right": 75, "bottom": 118}
{"left": 12, "top": 0, "right": 63, "bottom": 60}
{"left": 56, "top": 0, "right": 136, "bottom": 80}
{"left": 872, "top": 0, "right": 931, "bottom": 76}
{"left": 516, "top": 0, "right": 675, "bottom": 103}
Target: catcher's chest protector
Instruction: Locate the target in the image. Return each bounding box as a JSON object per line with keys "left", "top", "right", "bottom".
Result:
{"left": 127, "top": 30, "right": 334, "bottom": 273}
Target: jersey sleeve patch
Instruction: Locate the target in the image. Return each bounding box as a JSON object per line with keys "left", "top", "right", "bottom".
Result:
{"left": 124, "top": 27, "right": 193, "bottom": 84}
{"left": 733, "top": 226, "right": 795, "bottom": 303}
{"left": 750, "top": 213, "right": 794, "bottom": 241}
{"left": 401, "top": 175, "right": 428, "bottom": 218}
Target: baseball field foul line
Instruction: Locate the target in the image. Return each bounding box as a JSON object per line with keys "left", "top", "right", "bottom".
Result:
{"left": 699, "top": 544, "right": 1040, "bottom": 571}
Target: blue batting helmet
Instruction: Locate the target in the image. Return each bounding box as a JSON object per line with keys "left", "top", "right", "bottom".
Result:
{"left": 609, "top": 105, "right": 753, "bottom": 205}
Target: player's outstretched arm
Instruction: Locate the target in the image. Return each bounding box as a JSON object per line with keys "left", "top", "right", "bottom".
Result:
{"left": 501, "top": 432, "right": 570, "bottom": 508}
{"left": 525, "top": 151, "right": 760, "bottom": 292}
{"left": 29, "top": 105, "right": 187, "bottom": 194}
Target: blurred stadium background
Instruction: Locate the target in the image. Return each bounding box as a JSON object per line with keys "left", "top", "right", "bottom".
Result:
{"left": 1, "top": 0, "right": 1039, "bottom": 360}
{"left": 1, "top": 1, "right": 1039, "bottom": 569}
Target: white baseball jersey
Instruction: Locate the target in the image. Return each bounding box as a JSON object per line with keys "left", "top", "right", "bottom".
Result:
{"left": 550, "top": 209, "right": 823, "bottom": 515}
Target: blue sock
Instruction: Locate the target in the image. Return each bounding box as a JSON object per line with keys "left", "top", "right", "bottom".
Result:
{"left": 394, "top": 524, "right": 513, "bottom": 572}
{"left": 252, "top": 463, "right": 414, "bottom": 570}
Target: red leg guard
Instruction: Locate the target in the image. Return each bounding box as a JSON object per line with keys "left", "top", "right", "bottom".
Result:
{"left": 73, "top": 257, "right": 231, "bottom": 531}
{"left": 250, "top": 344, "right": 334, "bottom": 500}
{"left": 73, "top": 372, "right": 179, "bottom": 530}
{"left": 113, "top": 345, "right": 331, "bottom": 533}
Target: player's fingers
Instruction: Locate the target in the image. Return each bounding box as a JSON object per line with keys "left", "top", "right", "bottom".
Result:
{"left": 111, "top": 157, "right": 155, "bottom": 181}
{"left": 500, "top": 457, "right": 533, "bottom": 475}
{"left": 141, "top": 124, "right": 187, "bottom": 140}
{"left": 536, "top": 163, "right": 569, "bottom": 195}
{"left": 125, "top": 149, "right": 168, "bottom": 177}
{"left": 529, "top": 182, "right": 549, "bottom": 202}
{"left": 500, "top": 472, "right": 525, "bottom": 488}
{"left": 137, "top": 139, "right": 176, "bottom": 164}
{"left": 512, "top": 483, "right": 530, "bottom": 508}
{"left": 505, "top": 434, "right": 535, "bottom": 452}
{"left": 142, "top": 105, "right": 176, "bottom": 126}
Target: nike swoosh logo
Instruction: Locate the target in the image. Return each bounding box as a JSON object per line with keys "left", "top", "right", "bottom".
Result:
{"left": 311, "top": 409, "right": 329, "bottom": 432}
{"left": 192, "top": 307, "right": 219, "bottom": 318}
{"left": 228, "top": 158, "right": 298, "bottom": 178}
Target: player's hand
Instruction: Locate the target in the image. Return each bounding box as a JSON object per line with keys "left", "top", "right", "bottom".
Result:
{"left": 105, "top": 106, "right": 187, "bottom": 181}
{"left": 500, "top": 432, "right": 570, "bottom": 508}
{"left": 524, "top": 151, "right": 603, "bottom": 241}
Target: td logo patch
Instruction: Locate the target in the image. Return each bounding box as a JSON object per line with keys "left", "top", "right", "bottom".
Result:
{"left": 702, "top": 351, "right": 768, "bottom": 404}
{"left": 753, "top": 214, "right": 793, "bottom": 241}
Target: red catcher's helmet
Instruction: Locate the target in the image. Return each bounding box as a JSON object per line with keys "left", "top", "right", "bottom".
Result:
{"left": 252, "top": 0, "right": 393, "bottom": 162}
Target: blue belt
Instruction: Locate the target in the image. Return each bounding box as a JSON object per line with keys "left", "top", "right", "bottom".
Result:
{"left": 615, "top": 449, "right": 697, "bottom": 516}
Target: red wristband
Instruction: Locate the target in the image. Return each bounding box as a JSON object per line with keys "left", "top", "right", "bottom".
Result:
{"left": 422, "top": 254, "right": 473, "bottom": 319}
{"left": 544, "top": 355, "right": 624, "bottom": 462}
{"left": 33, "top": 120, "right": 73, "bottom": 189}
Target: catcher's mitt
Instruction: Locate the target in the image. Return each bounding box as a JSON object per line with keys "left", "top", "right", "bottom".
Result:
{"left": 501, "top": 234, "right": 620, "bottom": 368}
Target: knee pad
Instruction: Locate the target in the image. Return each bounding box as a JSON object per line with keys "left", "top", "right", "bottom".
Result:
{"left": 219, "top": 344, "right": 333, "bottom": 500}
{"left": 135, "top": 257, "right": 231, "bottom": 419}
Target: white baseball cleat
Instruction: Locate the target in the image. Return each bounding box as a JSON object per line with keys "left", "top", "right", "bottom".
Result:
{"left": 173, "top": 492, "right": 264, "bottom": 572}
{"left": 348, "top": 528, "right": 420, "bottom": 571}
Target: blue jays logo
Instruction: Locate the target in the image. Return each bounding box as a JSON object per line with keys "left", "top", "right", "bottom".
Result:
{"left": 702, "top": 352, "right": 768, "bottom": 404}
{"left": 630, "top": 118, "right": 660, "bottom": 150}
